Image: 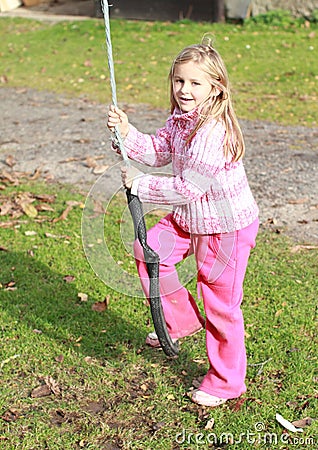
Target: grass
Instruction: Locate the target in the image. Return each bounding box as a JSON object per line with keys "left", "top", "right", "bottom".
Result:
{"left": 0, "top": 180, "right": 317, "bottom": 449}
{"left": 0, "top": 17, "right": 317, "bottom": 126}
{"left": 0, "top": 12, "right": 317, "bottom": 449}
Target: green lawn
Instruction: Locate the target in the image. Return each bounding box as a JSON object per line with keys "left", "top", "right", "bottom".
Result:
{"left": 0, "top": 180, "right": 317, "bottom": 449}
{"left": 0, "top": 15, "right": 317, "bottom": 126}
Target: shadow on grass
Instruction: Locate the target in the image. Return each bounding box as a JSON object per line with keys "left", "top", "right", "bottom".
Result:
{"left": 1, "top": 249, "right": 202, "bottom": 384}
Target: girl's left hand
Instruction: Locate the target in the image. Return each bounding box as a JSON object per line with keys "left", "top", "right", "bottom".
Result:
{"left": 121, "top": 165, "right": 144, "bottom": 189}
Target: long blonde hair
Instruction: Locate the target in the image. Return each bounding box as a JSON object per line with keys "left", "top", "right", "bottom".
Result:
{"left": 168, "top": 38, "right": 245, "bottom": 161}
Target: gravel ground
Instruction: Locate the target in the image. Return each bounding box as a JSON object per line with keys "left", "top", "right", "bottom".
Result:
{"left": 1, "top": 87, "right": 318, "bottom": 244}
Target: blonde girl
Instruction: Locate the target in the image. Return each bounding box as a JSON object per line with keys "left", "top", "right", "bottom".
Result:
{"left": 107, "top": 38, "right": 259, "bottom": 407}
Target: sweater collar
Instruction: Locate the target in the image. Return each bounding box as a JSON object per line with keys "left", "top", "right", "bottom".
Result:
{"left": 171, "top": 107, "right": 199, "bottom": 124}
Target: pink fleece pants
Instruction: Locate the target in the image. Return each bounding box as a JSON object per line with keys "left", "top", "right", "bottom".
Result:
{"left": 134, "top": 213, "right": 259, "bottom": 399}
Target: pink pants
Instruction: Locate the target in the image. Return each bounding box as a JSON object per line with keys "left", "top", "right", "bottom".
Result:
{"left": 134, "top": 213, "right": 259, "bottom": 399}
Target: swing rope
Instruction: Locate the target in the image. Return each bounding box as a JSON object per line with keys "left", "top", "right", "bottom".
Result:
{"left": 101, "top": 0, "right": 179, "bottom": 357}
{"left": 101, "top": 0, "right": 129, "bottom": 166}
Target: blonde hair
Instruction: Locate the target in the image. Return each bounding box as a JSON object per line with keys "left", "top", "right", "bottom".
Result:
{"left": 168, "top": 38, "right": 245, "bottom": 161}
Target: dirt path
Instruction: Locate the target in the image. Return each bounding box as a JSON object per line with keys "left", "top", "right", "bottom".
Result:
{"left": 1, "top": 87, "right": 318, "bottom": 244}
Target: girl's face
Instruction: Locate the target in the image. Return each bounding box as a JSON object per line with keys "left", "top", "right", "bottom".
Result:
{"left": 172, "top": 60, "right": 212, "bottom": 113}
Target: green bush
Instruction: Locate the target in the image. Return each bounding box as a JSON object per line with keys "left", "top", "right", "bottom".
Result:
{"left": 310, "top": 9, "right": 318, "bottom": 23}
{"left": 245, "top": 9, "right": 304, "bottom": 27}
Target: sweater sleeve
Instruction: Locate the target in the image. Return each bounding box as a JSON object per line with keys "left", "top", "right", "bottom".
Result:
{"left": 121, "top": 117, "right": 174, "bottom": 167}
{"left": 137, "top": 121, "right": 227, "bottom": 206}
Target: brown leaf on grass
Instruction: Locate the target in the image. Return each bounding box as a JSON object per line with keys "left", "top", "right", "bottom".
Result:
{"left": 34, "top": 194, "right": 56, "bottom": 203}
{"left": 16, "top": 192, "right": 38, "bottom": 218}
{"left": 292, "top": 417, "right": 315, "bottom": 428}
{"left": 231, "top": 397, "right": 248, "bottom": 411}
{"left": 0, "top": 75, "right": 9, "bottom": 84}
{"left": 78, "top": 292, "right": 88, "bottom": 302}
{"left": 84, "top": 59, "right": 92, "bottom": 67}
{"left": 91, "top": 296, "right": 110, "bottom": 312}
{"left": 35, "top": 204, "right": 54, "bottom": 212}
{"left": 0, "top": 201, "right": 14, "bottom": 216}
{"left": 63, "top": 275, "right": 75, "bottom": 283}
{"left": 52, "top": 201, "right": 80, "bottom": 223}
{"left": 0, "top": 170, "right": 19, "bottom": 185}
{"left": 4, "top": 280, "right": 16, "bottom": 291}
{"left": 31, "top": 376, "right": 61, "bottom": 398}
{"left": 1, "top": 409, "right": 19, "bottom": 422}
{"left": 55, "top": 354, "right": 64, "bottom": 363}
{"left": 21, "top": 202, "right": 38, "bottom": 218}
{"left": 192, "top": 376, "right": 204, "bottom": 388}
{"left": 50, "top": 409, "right": 67, "bottom": 425}
{"left": 0, "top": 245, "right": 9, "bottom": 251}
{"left": 25, "top": 230, "right": 37, "bottom": 236}
{"left": 83, "top": 400, "right": 106, "bottom": 415}
{"left": 52, "top": 204, "right": 73, "bottom": 223}
{"left": 44, "top": 376, "right": 61, "bottom": 396}
{"left": 290, "top": 245, "right": 318, "bottom": 253}
{"left": 0, "top": 220, "right": 27, "bottom": 228}
{"left": 5, "top": 155, "right": 16, "bottom": 168}
{"left": 45, "top": 232, "right": 66, "bottom": 239}
{"left": 89, "top": 199, "right": 106, "bottom": 217}
{"left": 31, "top": 384, "right": 51, "bottom": 398}
{"left": 204, "top": 418, "right": 215, "bottom": 430}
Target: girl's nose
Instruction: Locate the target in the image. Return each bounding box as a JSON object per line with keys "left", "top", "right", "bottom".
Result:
{"left": 180, "top": 82, "right": 190, "bottom": 94}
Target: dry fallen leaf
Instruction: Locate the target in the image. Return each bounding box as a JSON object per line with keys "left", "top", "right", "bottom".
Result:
{"left": 276, "top": 413, "right": 304, "bottom": 432}
{"left": 83, "top": 400, "right": 106, "bottom": 415}
{"left": 91, "top": 296, "right": 110, "bottom": 312}
{"left": 292, "top": 417, "right": 314, "bottom": 428}
{"left": 44, "top": 376, "right": 61, "bottom": 396}
{"left": 231, "top": 397, "right": 248, "bottom": 412}
{"left": 205, "top": 418, "right": 215, "bottom": 430}
{"left": 55, "top": 354, "right": 64, "bottom": 363}
{"left": 0, "top": 201, "right": 14, "bottom": 216}
{"left": 21, "top": 202, "right": 38, "bottom": 218}
{"left": 31, "top": 384, "right": 51, "bottom": 398}
{"left": 288, "top": 197, "right": 308, "bottom": 204}
{"left": 85, "top": 156, "right": 98, "bottom": 168}
{"left": 290, "top": 245, "right": 318, "bottom": 253}
{"left": 5, "top": 155, "right": 16, "bottom": 168}
{"left": 25, "top": 230, "right": 37, "bottom": 236}
{"left": 34, "top": 193, "right": 56, "bottom": 203}
{"left": 63, "top": 275, "right": 75, "bottom": 283}
{"left": 52, "top": 201, "right": 80, "bottom": 223}
{"left": 92, "top": 164, "right": 109, "bottom": 175}
{"left": 0, "top": 75, "right": 8, "bottom": 84}
{"left": 1, "top": 409, "right": 19, "bottom": 422}
{"left": 29, "top": 167, "right": 42, "bottom": 180}
{"left": 78, "top": 292, "right": 88, "bottom": 302}
{"left": 52, "top": 205, "right": 73, "bottom": 223}
{"left": 0, "top": 170, "right": 19, "bottom": 184}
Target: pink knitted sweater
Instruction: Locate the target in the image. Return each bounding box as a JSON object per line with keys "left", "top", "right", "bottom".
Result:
{"left": 122, "top": 108, "right": 259, "bottom": 234}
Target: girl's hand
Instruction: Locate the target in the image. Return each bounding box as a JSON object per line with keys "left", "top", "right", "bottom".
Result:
{"left": 121, "top": 165, "right": 144, "bottom": 189}
{"left": 107, "top": 105, "right": 129, "bottom": 138}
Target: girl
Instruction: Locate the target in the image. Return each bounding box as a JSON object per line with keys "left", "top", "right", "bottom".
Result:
{"left": 107, "top": 38, "right": 259, "bottom": 407}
